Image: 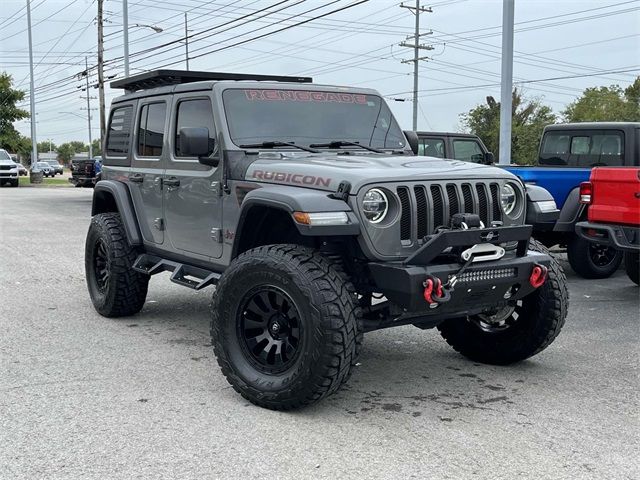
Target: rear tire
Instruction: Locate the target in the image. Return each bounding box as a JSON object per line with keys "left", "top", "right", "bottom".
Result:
{"left": 438, "top": 240, "right": 568, "bottom": 365}
{"left": 85, "top": 212, "right": 149, "bottom": 317}
{"left": 624, "top": 252, "right": 639, "bottom": 285}
{"left": 567, "top": 234, "right": 622, "bottom": 279}
{"left": 210, "top": 245, "right": 362, "bottom": 410}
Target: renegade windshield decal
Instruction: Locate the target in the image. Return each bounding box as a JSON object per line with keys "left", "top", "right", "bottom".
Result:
{"left": 243, "top": 89, "right": 369, "bottom": 104}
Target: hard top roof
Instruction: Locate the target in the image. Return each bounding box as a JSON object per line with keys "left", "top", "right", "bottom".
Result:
{"left": 111, "top": 69, "right": 312, "bottom": 93}
{"left": 545, "top": 122, "right": 640, "bottom": 130}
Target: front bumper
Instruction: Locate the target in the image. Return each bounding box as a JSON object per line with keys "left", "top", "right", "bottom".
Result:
{"left": 575, "top": 221, "right": 639, "bottom": 252}
{"left": 368, "top": 225, "right": 551, "bottom": 315}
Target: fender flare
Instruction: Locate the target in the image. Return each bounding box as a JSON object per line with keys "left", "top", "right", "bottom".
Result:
{"left": 554, "top": 187, "right": 586, "bottom": 232}
{"left": 92, "top": 180, "right": 143, "bottom": 246}
{"left": 524, "top": 184, "right": 560, "bottom": 231}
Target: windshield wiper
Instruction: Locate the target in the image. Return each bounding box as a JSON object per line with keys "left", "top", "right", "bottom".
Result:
{"left": 309, "top": 140, "right": 384, "bottom": 153}
{"left": 239, "top": 141, "right": 319, "bottom": 153}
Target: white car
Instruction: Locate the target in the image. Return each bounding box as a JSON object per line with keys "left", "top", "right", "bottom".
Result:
{"left": 0, "top": 149, "right": 19, "bottom": 187}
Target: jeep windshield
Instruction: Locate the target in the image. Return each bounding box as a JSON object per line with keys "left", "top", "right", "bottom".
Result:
{"left": 222, "top": 88, "right": 406, "bottom": 151}
{"left": 0, "top": 150, "right": 11, "bottom": 161}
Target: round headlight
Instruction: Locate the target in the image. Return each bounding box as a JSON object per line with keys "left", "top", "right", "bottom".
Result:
{"left": 500, "top": 183, "right": 518, "bottom": 217}
{"left": 362, "top": 188, "right": 388, "bottom": 223}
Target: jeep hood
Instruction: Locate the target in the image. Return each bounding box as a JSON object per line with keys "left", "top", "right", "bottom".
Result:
{"left": 244, "top": 154, "right": 517, "bottom": 192}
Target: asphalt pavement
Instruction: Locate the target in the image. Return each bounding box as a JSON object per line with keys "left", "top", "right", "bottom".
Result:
{"left": 0, "top": 187, "right": 638, "bottom": 479}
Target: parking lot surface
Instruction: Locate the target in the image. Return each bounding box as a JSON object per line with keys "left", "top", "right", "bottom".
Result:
{"left": 1, "top": 188, "right": 638, "bottom": 479}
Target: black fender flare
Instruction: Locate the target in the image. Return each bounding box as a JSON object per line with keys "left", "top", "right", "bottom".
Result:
{"left": 524, "top": 184, "right": 560, "bottom": 230}
{"left": 92, "top": 180, "right": 143, "bottom": 246}
{"left": 234, "top": 185, "right": 360, "bottom": 251}
{"left": 554, "top": 187, "right": 586, "bottom": 232}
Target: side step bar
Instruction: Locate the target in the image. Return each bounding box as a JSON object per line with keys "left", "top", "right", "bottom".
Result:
{"left": 132, "top": 254, "right": 220, "bottom": 290}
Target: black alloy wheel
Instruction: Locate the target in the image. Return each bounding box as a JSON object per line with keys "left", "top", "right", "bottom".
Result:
{"left": 237, "top": 286, "right": 303, "bottom": 374}
{"left": 589, "top": 243, "right": 618, "bottom": 268}
{"left": 93, "top": 239, "right": 110, "bottom": 293}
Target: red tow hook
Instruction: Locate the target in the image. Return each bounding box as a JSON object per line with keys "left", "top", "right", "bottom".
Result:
{"left": 423, "top": 277, "right": 451, "bottom": 305}
{"left": 529, "top": 264, "right": 548, "bottom": 288}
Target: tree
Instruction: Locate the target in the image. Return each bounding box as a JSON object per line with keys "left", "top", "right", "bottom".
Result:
{"left": 57, "top": 143, "right": 76, "bottom": 164}
{"left": 37, "top": 141, "right": 57, "bottom": 153}
{"left": 91, "top": 139, "right": 101, "bottom": 156}
{"left": 461, "top": 88, "right": 556, "bottom": 165}
{"left": 0, "top": 72, "right": 29, "bottom": 153}
{"left": 69, "top": 140, "right": 88, "bottom": 152}
{"left": 563, "top": 76, "right": 640, "bottom": 122}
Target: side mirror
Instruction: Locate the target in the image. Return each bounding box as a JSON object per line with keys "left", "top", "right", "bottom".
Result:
{"left": 403, "top": 130, "right": 419, "bottom": 155}
{"left": 179, "top": 127, "right": 219, "bottom": 167}
{"left": 484, "top": 152, "right": 495, "bottom": 164}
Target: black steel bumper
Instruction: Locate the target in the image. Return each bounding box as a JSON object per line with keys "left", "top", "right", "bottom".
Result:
{"left": 368, "top": 225, "right": 551, "bottom": 315}
{"left": 575, "top": 221, "right": 640, "bottom": 252}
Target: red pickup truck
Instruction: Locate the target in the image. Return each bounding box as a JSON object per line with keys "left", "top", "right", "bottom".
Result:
{"left": 575, "top": 167, "right": 640, "bottom": 284}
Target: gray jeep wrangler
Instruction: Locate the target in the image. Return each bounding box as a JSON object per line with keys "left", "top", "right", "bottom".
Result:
{"left": 86, "top": 70, "right": 568, "bottom": 410}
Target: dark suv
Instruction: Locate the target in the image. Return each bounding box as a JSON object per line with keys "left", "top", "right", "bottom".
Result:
{"left": 85, "top": 70, "right": 568, "bottom": 410}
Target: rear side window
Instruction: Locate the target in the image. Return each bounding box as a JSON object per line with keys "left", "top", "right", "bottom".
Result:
{"left": 418, "top": 137, "right": 444, "bottom": 157}
{"left": 453, "top": 139, "right": 484, "bottom": 162}
{"left": 175, "top": 98, "right": 216, "bottom": 158}
{"left": 137, "top": 103, "right": 167, "bottom": 157}
{"left": 105, "top": 106, "right": 134, "bottom": 157}
{"left": 540, "top": 131, "right": 625, "bottom": 167}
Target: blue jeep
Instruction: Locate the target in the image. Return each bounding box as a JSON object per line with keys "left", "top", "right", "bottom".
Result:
{"left": 505, "top": 122, "right": 640, "bottom": 278}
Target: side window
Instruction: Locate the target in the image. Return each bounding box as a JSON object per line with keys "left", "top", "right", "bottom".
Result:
{"left": 570, "top": 136, "right": 590, "bottom": 155}
{"left": 418, "top": 137, "right": 445, "bottom": 157}
{"left": 453, "top": 139, "right": 484, "bottom": 162}
{"left": 137, "top": 102, "right": 167, "bottom": 157}
{"left": 175, "top": 98, "right": 216, "bottom": 158}
{"left": 105, "top": 105, "right": 134, "bottom": 160}
{"left": 539, "top": 133, "right": 570, "bottom": 166}
{"left": 585, "top": 133, "right": 624, "bottom": 166}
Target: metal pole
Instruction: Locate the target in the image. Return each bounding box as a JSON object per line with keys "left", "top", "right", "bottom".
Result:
{"left": 26, "top": 0, "right": 38, "bottom": 171}
{"left": 412, "top": 0, "right": 420, "bottom": 131}
{"left": 184, "top": 12, "right": 189, "bottom": 70}
{"left": 98, "top": 0, "right": 106, "bottom": 141}
{"left": 498, "top": 0, "right": 515, "bottom": 165}
{"left": 86, "top": 57, "right": 93, "bottom": 160}
{"left": 123, "top": 0, "right": 129, "bottom": 77}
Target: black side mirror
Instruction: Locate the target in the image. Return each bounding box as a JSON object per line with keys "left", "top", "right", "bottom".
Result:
{"left": 484, "top": 152, "right": 495, "bottom": 164}
{"left": 179, "top": 127, "right": 219, "bottom": 167}
{"left": 403, "top": 130, "right": 419, "bottom": 155}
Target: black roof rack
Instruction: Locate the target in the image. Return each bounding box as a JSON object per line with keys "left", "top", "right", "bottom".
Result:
{"left": 111, "top": 69, "right": 313, "bottom": 92}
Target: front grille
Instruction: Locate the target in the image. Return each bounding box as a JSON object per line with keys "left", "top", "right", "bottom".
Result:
{"left": 0, "top": 165, "right": 11, "bottom": 171}
{"left": 456, "top": 267, "right": 516, "bottom": 283}
{"left": 398, "top": 181, "right": 503, "bottom": 244}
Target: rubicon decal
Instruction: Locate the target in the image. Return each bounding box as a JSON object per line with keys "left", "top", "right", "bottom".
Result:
{"left": 244, "top": 89, "right": 368, "bottom": 104}
{"left": 252, "top": 170, "right": 331, "bottom": 187}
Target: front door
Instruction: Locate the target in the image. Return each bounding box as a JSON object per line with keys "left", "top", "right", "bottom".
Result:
{"left": 129, "top": 99, "right": 169, "bottom": 244}
{"left": 164, "top": 94, "right": 223, "bottom": 260}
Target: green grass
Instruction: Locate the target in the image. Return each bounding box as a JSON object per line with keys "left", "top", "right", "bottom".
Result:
{"left": 19, "top": 176, "right": 70, "bottom": 186}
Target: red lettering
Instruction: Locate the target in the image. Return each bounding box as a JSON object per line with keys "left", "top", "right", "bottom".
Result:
{"left": 264, "top": 90, "right": 281, "bottom": 100}
{"left": 354, "top": 94, "right": 367, "bottom": 104}
{"left": 315, "top": 176, "right": 331, "bottom": 187}
{"left": 295, "top": 91, "right": 311, "bottom": 101}
{"left": 245, "top": 90, "right": 262, "bottom": 101}
{"left": 325, "top": 93, "right": 340, "bottom": 103}
{"left": 291, "top": 174, "right": 303, "bottom": 184}
{"left": 253, "top": 170, "right": 264, "bottom": 179}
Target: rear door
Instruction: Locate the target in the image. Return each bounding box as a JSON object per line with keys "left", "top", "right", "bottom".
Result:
{"left": 128, "top": 98, "right": 169, "bottom": 245}
{"left": 164, "top": 92, "right": 223, "bottom": 260}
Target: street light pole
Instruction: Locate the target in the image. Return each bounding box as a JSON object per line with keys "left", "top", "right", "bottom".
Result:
{"left": 26, "top": 0, "right": 40, "bottom": 180}
{"left": 499, "top": 0, "right": 515, "bottom": 165}
{"left": 85, "top": 57, "right": 93, "bottom": 159}
{"left": 184, "top": 12, "right": 189, "bottom": 70}
{"left": 123, "top": 0, "right": 129, "bottom": 77}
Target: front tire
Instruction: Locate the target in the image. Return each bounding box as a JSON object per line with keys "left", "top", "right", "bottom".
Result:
{"left": 210, "top": 245, "right": 362, "bottom": 410}
{"left": 85, "top": 212, "right": 149, "bottom": 317}
{"left": 624, "top": 252, "right": 639, "bottom": 285}
{"left": 567, "top": 235, "right": 622, "bottom": 279}
{"left": 438, "top": 240, "right": 568, "bottom": 365}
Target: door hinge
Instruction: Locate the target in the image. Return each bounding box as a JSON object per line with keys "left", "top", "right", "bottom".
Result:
{"left": 211, "top": 228, "right": 222, "bottom": 243}
{"left": 154, "top": 218, "right": 165, "bottom": 231}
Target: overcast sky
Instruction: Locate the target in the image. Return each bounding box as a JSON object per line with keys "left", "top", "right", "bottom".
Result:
{"left": 1, "top": 0, "right": 639, "bottom": 146}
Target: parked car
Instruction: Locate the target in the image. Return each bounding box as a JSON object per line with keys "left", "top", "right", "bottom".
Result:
{"left": 576, "top": 167, "right": 640, "bottom": 285}
{"left": 85, "top": 69, "right": 568, "bottom": 410}
{"left": 34, "top": 161, "right": 55, "bottom": 177}
{"left": 43, "top": 159, "right": 63, "bottom": 175}
{"left": 69, "top": 157, "right": 97, "bottom": 187}
{"left": 504, "top": 122, "right": 640, "bottom": 279}
{"left": 415, "top": 131, "right": 495, "bottom": 164}
{"left": 0, "top": 148, "right": 19, "bottom": 187}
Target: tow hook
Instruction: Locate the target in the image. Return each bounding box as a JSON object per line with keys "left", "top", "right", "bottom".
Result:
{"left": 529, "top": 264, "right": 548, "bottom": 288}
{"left": 423, "top": 276, "right": 452, "bottom": 306}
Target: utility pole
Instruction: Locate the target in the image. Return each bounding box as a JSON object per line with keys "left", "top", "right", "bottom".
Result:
{"left": 97, "top": 0, "right": 106, "bottom": 142}
{"left": 123, "top": 0, "right": 129, "bottom": 77}
{"left": 400, "top": 1, "right": 433, "bottom": 131}
{"left": 498, "top": 0, "right": 515, "bottom": 165}
{"left": 26, "top": 0, "right": 41, "bottom": 182}
{"left": 85, "top": 57, "right": 93, "bottom": 160}
{"left": 184, "top": 12, "right": 189, "bottom": 70}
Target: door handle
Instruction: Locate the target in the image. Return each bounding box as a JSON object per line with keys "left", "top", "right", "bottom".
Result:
{"left": 129, "top": 174, "right": 144, "bottom": 183}
{"left": 164, "top": 177, "right": 180, "bottom": 187}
